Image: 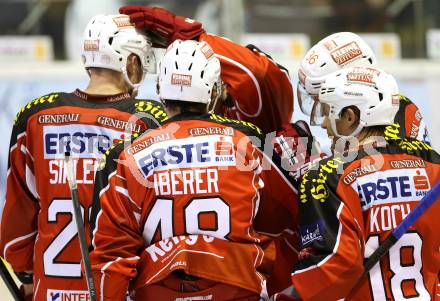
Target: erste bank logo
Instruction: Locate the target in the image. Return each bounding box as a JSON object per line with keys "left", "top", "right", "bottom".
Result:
{"left": 43, "top": 124, "right": 128, "bottom": 159}
{"left": 134, "top": 135, "right": 236, "bottom": 177}
{"left": 353, "top": 168, "right": 430, "bottom": 210}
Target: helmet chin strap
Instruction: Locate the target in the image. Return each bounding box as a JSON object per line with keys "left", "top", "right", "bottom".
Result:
{"left": 329, "top": 115, "right": 365, "bottom": 139}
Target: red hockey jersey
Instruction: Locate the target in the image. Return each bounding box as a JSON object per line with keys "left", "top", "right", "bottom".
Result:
{"left": 199, "top": 33, "right": 294, "bottom": 134}
{"left": 0, "top": 90, "right": 166, "bottom": 301}
{"left": 292, "top": 137, "right": 439, "bottom": 301}
{"left": 90, "top": 113, "right": 299, "bottom": 300}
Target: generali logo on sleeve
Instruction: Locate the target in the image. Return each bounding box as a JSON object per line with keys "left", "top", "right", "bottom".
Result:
{"left": 113, "top": 16, "right": 133, "bottom": 28}
{"left": 171, "top": 73, "right": 192, "bottom": 86}
{"left": 330, "top": 41, "right": 363, "bottom": 65}
{"left": 83, "top": 39, "right": 99, "bottom": 51}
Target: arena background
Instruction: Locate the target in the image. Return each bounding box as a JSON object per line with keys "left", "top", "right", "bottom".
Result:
{"left": 1, "top": 0, "right": 440, "bottom": 298}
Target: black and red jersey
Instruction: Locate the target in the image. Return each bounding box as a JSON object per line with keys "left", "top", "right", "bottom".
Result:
{"left": 390, "top": 95, "right": 430, "bottom": 144}
{"left": 89, "top": 113, "right": 299, "bottom": 300}
{"left": 0, "top": 90, "right": 166, "bottom": 301}
{"left": 292, "top": 137, "right": 439, "bottom": 301}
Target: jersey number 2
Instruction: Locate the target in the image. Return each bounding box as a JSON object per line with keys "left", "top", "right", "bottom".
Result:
{"left": 44, "top": 199, "right": 87, "bottom": 278}
{"left": 365, "top": 233, "right": 430, "bottom": 300}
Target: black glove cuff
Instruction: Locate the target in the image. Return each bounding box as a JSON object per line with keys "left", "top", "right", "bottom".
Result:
{"left": 15, "top": 272, "right": 33, "bottom": 284}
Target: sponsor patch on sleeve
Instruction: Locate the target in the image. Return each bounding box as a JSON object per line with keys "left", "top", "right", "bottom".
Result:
{"left": 300, "top": 219, "right": 325, "bottom": 248}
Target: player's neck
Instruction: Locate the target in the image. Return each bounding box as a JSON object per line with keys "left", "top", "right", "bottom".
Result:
{"left": 85, "top": 70, "right": 129, "bottom": 96}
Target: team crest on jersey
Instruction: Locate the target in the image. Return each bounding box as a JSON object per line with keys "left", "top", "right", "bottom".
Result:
{"left": 47, "top": 289, "right": 89, "bottom": 301}
{"left": 134, "top": 135, "right": 236, "bottom": 178}
{"left": 43, "top": 124, "right": 128, "bottom": 159}
{"left": 353, "top": 168, "right": 431, "bottom": 210}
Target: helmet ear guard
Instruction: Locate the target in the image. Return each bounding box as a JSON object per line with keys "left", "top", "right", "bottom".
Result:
{"left": 317, "top": 67, "right": 400, "bottom": 138}
{"left": 81, "top": 14, "right": 155, "bottom": 94}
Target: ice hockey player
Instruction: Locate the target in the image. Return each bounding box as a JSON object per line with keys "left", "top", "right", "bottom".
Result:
{"left": 297, "top": 32, "right": 430, "bottom": 145}
{"left": 0, "top": 14, "right": 165, "bottom": 301}
{"left": 90, "top": 39, "right": 299, "bottom": 301}
{"left": 278, "top": 66, "right": 440, "bottom": 300}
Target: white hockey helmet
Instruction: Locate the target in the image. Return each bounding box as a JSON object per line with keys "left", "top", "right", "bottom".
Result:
{"left": 298, "top": 32, "right": 377, "bottom": 119}
{"left": 158, "top": 39, "right": 221, "bottom": 105}
{"left": 81, "top": 14, "right": 155, "bottom": 92}
{"left": 315, "top": 66, "right": 399, "bottom": 138}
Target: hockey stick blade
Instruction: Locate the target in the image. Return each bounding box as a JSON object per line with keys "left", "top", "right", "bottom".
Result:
{"left": 64, "top": 152, "right": 97, "bottom": 301}
{"left": 0, "top": 258, "right": 23, "bottom": 301}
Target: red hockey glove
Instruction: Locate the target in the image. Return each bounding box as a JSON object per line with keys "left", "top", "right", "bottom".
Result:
{"left": 119, "top": 6, "right": 205, "bottom": 47}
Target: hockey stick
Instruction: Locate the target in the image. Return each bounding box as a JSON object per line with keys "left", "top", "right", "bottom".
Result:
{"left": 347, "top": 179, "right": 440, "bottom": 297}
{"left": 64, "top": 152, "right": 97, "bottom": 301}
{"left": 0, "top": 258, "right": 23, "bottom": 301}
